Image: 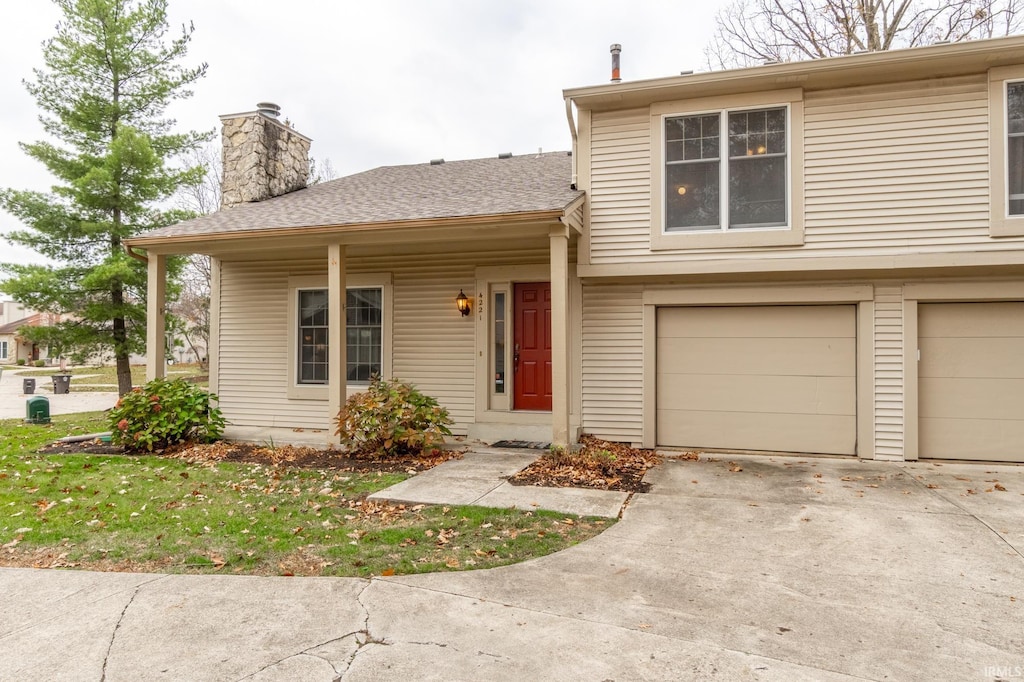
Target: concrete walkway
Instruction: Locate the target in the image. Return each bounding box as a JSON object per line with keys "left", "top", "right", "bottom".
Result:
{"left": 0, "top": 366, "right": 117, "bottom": 420}
{"left": 369, "top": 447, "right": 631, "bottom": 518}
{"left": 3, "top": 453, "right": 1023, "bottom": 681}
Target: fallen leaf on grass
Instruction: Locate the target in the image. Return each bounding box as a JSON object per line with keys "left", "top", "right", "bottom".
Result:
{"left": 381, "top": 567, "right": 395, "bottom": 577}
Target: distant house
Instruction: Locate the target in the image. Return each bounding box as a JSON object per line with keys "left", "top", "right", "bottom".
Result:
{"left": 127, "top": 36, "right": 1024, "bottom": 464}
{"left": 0, "top": 313, "right": 56, "bottom": 365}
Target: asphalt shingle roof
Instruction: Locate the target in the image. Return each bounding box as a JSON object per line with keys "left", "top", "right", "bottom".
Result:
{"left": 145, "top": 151, "right": 581, "bottom": 240}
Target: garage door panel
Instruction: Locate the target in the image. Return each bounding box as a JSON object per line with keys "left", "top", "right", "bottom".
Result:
{"left": 918, "top": 302, "right": 1024, "bottom": 462}
{"left": 919, "top": 302, "right": 1024, "bottom": 337}
{"left": 920, "top": 378, "right": 1024, "bottom": 421}
{"left": 658, "top": 337, "right": 856, "bottom": 377}
{"left": 657, "top": 409, "right": 857, "bottom": 455}
{"left": 919, "top": 417, "right": 1024, "bottom": 462}
{"left": 919, "top": 338, "right": 1024, "bottom": 378}
{"left": 656, "top": 304, "right": 857, "bottom": 455}
{"left": 658, "top": 305, "right": 855, "bottom": 339}
{"left": 658, "top": 373, "right": 856, "bottom": 416}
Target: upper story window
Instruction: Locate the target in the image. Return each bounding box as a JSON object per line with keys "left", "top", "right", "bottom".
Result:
{"left": 989, "top": 67, "right": 1024, "bottom": 237}
{"left": 650, "top": 89, "right": 804, "bottom": 250}
{"left": 1008, "top": 81, "right": 1024, "bottom": 216}
{"left": 665, "top": 107, "right": 787, "bottom": 231}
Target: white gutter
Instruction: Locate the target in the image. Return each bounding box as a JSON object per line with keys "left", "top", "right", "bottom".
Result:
{"left": 564, "top": 97, "right": 578, "bottom": 190}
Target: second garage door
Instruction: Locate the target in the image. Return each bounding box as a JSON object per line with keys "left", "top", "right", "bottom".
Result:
{"left": 657, "top": 305, "right": 857, "bottom": 455}
{"left": 918, "top": 302, "right": 1024, "bottom": 462}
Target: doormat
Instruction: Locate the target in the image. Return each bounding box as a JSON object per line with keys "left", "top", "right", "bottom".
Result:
{"left": 490, "top": 440, "right": 551, "bottom": 450}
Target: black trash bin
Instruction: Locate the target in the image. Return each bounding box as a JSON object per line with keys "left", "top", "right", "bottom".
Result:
{"left": 52, "top": 374, "right": 71, "bottom": 395}
{"left": 23, "top": 378, "right": 35, "bottom": 395}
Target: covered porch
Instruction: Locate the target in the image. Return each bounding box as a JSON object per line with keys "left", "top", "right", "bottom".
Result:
{"left": 129, "top": 201, "right": 584, "bottom": 448}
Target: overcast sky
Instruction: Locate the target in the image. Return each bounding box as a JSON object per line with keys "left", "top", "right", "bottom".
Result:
{"left": 0, "top": 0, "right": 728, "bottom": 275}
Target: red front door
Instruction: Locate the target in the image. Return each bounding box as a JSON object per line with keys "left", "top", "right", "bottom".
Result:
{"left": 513, "top": 282, "right": 552, "bottom": 411}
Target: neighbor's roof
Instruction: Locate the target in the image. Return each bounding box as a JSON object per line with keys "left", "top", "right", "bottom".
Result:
{"left": 138, "top": 151, "right": 581, "bottom": 243}
{"left": 0, "top": 314, "right": 46, "bottom": 335}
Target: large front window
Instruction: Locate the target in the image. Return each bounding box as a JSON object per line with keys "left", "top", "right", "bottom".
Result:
{"left": 1008, "top": 81, "right": 1024, "bottom": 216}
{"left": 297, "top": 287, "right": 383, "bottom": 385}
{"left": 665, "top": 106, "right": 787, "bottom": 232}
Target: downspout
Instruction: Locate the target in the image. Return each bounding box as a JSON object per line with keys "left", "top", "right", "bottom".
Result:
{"left": 123, "top": 244, "right": 149, "bottom": 264}
{"left": 564, "top": 96, "right": 578, "bottom": 190}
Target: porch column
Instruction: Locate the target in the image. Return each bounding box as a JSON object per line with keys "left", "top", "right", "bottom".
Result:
{"left": 145, "top": 253, "right": 166, "bottom": 382}
{"left": 550, "top": 226, "right": 571, "bottom": 446}
{"left": 327, "top": 244, "right": 347, "bottom": 445}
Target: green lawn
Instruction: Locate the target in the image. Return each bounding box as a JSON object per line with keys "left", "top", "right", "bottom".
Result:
{"left": 0, "top": 414, "right": 609, "bottom": 576}
{"left": 12, "top": 364, "right": 207, "bottom": 391}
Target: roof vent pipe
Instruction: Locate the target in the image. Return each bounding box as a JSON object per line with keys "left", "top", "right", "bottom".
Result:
{"left": 256, "top": 102, "right": 281, "bottom": 119}
{"left": 610, "top": 44, "right": 621, "bottom": 83}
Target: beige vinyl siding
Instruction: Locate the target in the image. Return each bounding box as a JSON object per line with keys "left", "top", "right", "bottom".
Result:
{"left": 873, "top": 286, "right": 904, "bottom": 458}
{"left": 589, "top": 109, "right": 651, "bottom": 262}
{"left": 218, "top": 259, "right": 326, "bottom": 430}
{"left": 218, "top": 245, "right": 553, "bottom": 436}
{"left": 586, "top": 75, "right": 1024, "bottom": 265}
{"left": 580, "top": 284, "right": 644, "bottom": 442}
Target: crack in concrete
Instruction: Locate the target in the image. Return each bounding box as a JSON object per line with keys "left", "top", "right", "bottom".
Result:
{"left": 618, "top": 492, "right": 635, "bottom": 519}
{"left": 236, "top": 582, "right": 382, "bottom": 682}
{"left": 99, "top": 575, "right": 166, "bottom": 682}
{"left": 904, "top": 467, "right": 1024, "bottom": 563}
{"left": 336, "top": 579, "right": 390, "bottom": 680}
{"left": 379, "top": 579, "right": 879, "bottom": 681}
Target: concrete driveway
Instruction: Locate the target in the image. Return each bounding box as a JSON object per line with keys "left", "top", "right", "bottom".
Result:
{"left": 2, "top": 454, "right": 1022, "bottom": 681}
{"left": 0, "top": 367, "right": 117, "bottom": 420}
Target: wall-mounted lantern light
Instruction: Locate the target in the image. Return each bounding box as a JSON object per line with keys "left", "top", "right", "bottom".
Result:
{"left": 456, "top": 289, "right": 471, "bottom": 316}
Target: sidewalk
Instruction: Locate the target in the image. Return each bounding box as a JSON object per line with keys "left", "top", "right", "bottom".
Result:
{"left": 0, "top": 366, "right": 117, "bottom": 419}
{"left": 369, "top": 447, "right": 631, "bottom": 518}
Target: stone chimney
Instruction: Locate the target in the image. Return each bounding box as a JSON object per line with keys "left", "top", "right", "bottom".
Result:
{"left": 220, "top": 102, "right": 312, "bottom": 208}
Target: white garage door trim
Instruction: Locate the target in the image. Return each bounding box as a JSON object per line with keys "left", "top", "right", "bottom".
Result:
{"left": 903, "top": 280, "right": 1024, "bottom": 462}
{"left": 655, "top": 304, "right": 858, "bottom": 455}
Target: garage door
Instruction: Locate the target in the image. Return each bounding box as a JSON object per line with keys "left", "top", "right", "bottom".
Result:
{"left": 918, "top": 302, "right": 1024, "bottom": 462}
{"left": 657, "top": 305, "right": 857, "bottom": 455}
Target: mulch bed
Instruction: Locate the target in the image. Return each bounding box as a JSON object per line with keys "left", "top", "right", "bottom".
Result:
{"left": 38, "top": 439, "right": 462, "bottom": 473}
{"left": 508, "top": 436, "right": 662, "bottom": 493}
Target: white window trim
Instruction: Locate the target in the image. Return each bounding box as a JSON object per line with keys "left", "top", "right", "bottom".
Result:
{"left": 650, "top": 89, "right": 805, "bottom": 250}
{"left": 990, "top": 66, "right": 1024, "bottom": 237}
{"left": 0, "top": 340, "right": 7, "bottom": 360}
{"left": 286, "top": 273, "right": 393, "bottom": 401}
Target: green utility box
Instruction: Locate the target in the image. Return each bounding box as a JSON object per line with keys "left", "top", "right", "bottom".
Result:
{"left": 26, "top": 396, "right": 50, "bottom": 424}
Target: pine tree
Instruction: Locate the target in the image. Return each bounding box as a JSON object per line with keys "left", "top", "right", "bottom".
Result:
{"left": 1, "top": 0, "right": 209, "bottom": 394}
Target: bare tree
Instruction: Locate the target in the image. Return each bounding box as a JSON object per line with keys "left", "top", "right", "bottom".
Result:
{"left": 308, "top": 156, "right": 337, "bottom": 185}
{"left": 170, "top": 144, "right": 335, "bottom": 368}
{"left": 705, "top": 0, "right": 1024, "bottom": 69}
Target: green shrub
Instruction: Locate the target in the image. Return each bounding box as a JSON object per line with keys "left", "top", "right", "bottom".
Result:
{"left": 334, "top": 377, "right": 453, "bottom": 457}
{"left": 108, "top": 377, "right": 226, "bottom": 452}
{"left": 33, "top": 359, "right": 46, "bottom": 367}
{"left": 16, "top": 359, "right": 26, "bottom": 366}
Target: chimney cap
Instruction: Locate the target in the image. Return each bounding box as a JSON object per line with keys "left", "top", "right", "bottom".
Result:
{"left": 497, "top": 152, "right": 513, "bottom": 159}
{"left": 256, "top": 102, "right": 281, "bottom": 118}
{"left": 430, "top": 158, "right": 445, "bottom": 165}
